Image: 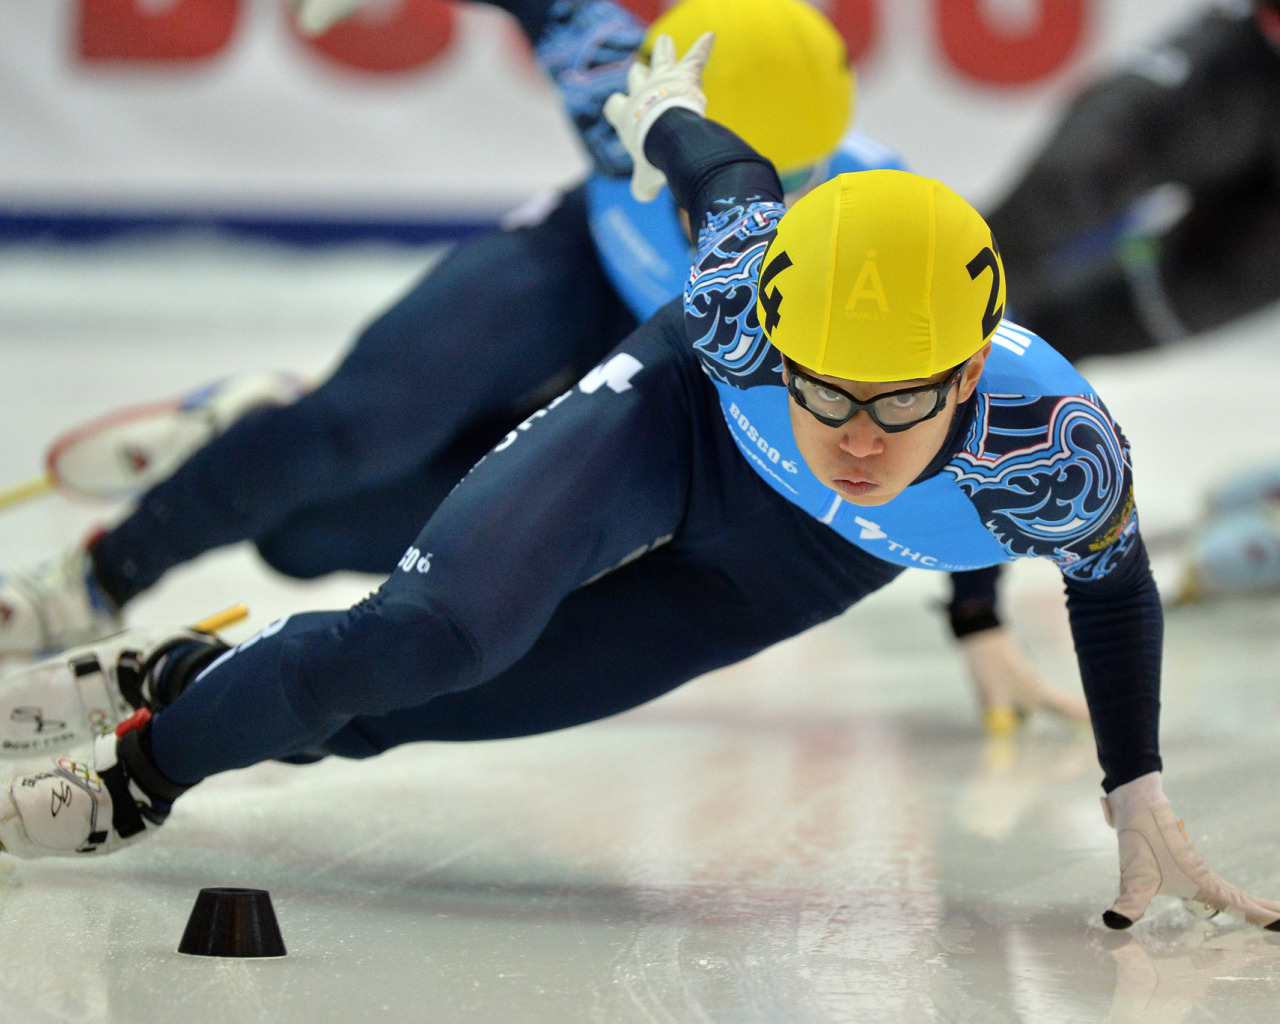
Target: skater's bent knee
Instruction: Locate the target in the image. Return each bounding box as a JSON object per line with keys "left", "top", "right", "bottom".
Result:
{"left": 302, "top": 592, "right": 483, "bottom": 717}
{"left": 255, "top": 535, "right": 331, "bottom": 580}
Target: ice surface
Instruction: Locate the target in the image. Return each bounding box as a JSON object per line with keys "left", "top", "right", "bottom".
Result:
{"left": 0, "top": 237, "right": 1279, "bottom": 1023}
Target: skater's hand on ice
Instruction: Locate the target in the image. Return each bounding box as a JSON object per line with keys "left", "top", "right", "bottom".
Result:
{"left": 603, "top": 32, "right": 713, "bottom": 201}
{"left": 960, "top": 626, "right": 1089, "bottom": 736}
{"left": 1102, "top": 772, "right": 1280, "bottom": 931}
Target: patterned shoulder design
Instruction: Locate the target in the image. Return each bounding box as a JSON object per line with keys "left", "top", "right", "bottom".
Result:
{"left": 943, "top": 333, "right": 1138, "bottom": 582}
{"left": 684, "top": 200, "right": 788, "bottom": 389}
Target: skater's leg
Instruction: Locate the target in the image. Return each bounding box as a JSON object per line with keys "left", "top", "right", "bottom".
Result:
{"left": 315, "top": 510, "right": 904, "bottom": 756}
{"left": 92, "top": 187, "right": 636, "bottom": 602}
{"left": 0, "top": 305, "right": 908, "bottom": 859}
{"left": 252, "top": 416, "right": 506, "bottom": 578}
{"left": 148, "top": 309, "right": 693, "bottom": 784}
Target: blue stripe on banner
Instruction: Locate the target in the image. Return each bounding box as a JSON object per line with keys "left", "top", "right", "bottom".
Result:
{"left": 0, "top": 208, "right": 501, "bottom": 246}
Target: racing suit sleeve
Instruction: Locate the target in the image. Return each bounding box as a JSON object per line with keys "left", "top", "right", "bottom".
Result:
{"left": 1063, "top": 537, "right": 1164, "bottom": 792}
{"left": 645, "top": 108, "right": 784, "bottom": 233}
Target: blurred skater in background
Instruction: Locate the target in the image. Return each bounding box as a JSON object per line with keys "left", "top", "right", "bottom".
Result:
{"left": 984, "top": 0, "right": 1280, "bottom": 600}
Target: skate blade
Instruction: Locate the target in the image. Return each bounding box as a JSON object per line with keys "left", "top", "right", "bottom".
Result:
{"left": 193, "top": 605, "right": 249, "bottom": 635}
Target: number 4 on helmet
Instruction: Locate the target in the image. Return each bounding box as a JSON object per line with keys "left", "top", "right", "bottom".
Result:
{"left": 0, "top": 371, "right": 307, "bottom": 512}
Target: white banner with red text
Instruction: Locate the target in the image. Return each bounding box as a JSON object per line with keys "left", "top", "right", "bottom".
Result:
{"left": 2, "top": 0, "right": 1205, "bottom": 238}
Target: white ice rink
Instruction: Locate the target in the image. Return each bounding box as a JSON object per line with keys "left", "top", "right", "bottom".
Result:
{"left": 2, "top": 237, "right": 1280, "bottom": 1023}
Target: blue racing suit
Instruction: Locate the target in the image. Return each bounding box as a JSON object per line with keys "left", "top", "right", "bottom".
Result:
{"left": 148, "top": 113, "right": 1163, "bottom": 797}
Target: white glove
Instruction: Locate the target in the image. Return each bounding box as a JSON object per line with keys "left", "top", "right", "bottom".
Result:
{"left": 288, "top": 0, "right": 374, "bottom": 36}
{"left": 602, "top": 32, "right": 714, "bottom": 201}
{"left": 959, "top": 626, "right": 1089, "bottom": 736}
{"left": 1102, "top": 772, "right": 1280, "bottom": 930}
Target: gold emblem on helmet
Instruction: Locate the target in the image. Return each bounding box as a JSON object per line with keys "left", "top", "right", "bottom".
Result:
{"left": 845, "top": 250, "right": 889, "bottom": 318}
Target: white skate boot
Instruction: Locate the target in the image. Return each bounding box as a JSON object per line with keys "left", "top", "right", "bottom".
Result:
{"left": 47, "top": 370, "right": 306, "bottom": 500}
{"left": 0, "top": 710, "right": 187, "bottom": 858}
{"left": 0, "top": 544, "right": 121, "bottom": 658}
{"left": 0, "top": 626, "right": 226, "bottom": 757}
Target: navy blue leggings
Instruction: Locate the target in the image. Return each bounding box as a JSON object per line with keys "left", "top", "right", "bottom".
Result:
{"left": 150, "top": 302, "right": 904, "bottom": 783}
{"left": 93, "top": 185, "right": 637, "bottom": 599}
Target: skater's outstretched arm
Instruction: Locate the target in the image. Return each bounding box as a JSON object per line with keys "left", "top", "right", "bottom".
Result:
{"left": 602, "top": 34, "right": 1280, "bottom": 931}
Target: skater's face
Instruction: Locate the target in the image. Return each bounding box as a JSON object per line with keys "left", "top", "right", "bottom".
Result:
{"left": 783, "top": 344, "right": 990, "bottom": 507}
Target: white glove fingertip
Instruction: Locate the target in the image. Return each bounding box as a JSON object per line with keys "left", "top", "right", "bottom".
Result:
{"left": 686, "top": 30, "right": 715, "bottom": 72}
{"left": 1240, "top": 900, "right": 1280, "bottom": 930}
{"left": 626, "top": 59, "right": 648, "bottom": 93}
{"left": 1202, "top": 877, "right": 1280, "bottom": 929}
{"left": 652, "top": 33, "right": 676, "bottom": 70}
{"left": 1103, "top": 907, "right": 1136, "bottom": 930}
{"left": 1108, "top": 831, "right": 1162, "bottom": 928}
{"left": 603, "top": 92, "right": 627, "bottom": 131}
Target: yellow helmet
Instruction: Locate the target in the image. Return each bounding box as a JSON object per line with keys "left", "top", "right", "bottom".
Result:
{"left": 757, "top": 170, "right": 1006, "bottom": 382}
{"left": 640, "top": 0, "right": 854, "bottom": 176}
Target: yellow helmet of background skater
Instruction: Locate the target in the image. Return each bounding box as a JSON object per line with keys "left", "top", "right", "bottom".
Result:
{"left": 757, "top": 169, "right": 1006, "bottom": 382}
{"left": 640, "top": 0, "right": 854, "bottom": 177}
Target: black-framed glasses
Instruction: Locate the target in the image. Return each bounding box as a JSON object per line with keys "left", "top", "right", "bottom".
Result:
{"left": 783, "top": 357, "right": 968, "bottom": 433}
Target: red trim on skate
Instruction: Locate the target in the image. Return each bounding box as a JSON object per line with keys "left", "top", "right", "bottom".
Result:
{"left": 116, "top": 707, "right": 152, "bottom": 737}
{"left": 44, "top": 398, "right": 185, "bottom": 501}
{"left": 83, "top": 526, "right": 109, "bottom": 552}
{"left": 1258, "top": 5, "right": 1280, "bottom": 51}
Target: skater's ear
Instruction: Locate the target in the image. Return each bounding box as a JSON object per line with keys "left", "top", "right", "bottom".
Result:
{"left": 678, "top": 207, "right": 692, "bottom": 243}
{"left": 956, "top": 342, "right": 992, "bottom": 404}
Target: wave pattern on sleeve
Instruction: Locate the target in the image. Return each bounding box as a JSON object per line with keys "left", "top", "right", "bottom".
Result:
{"left": 683, "top": 200, "right": 787, "bottom": 388}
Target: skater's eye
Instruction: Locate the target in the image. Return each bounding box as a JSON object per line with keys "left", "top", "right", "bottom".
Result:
{"left": 874, "top": 391, "right": 935, "bottom": 424}
{"left": 882, "top": 392, "right": 926, "bottom": 410}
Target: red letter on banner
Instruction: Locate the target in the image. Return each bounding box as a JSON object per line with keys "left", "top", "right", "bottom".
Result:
{"left": 618, "top": 0, "right": 664, "bottom": 21}
{"left": 937, "top": 0, "right": 1088, "bottom": 85}
{"left": 618, "top": 0, "right": 878, "bottom": 62}
{"left": 78, "top": 0, "right": 239, "bottom": 62}
{"left": 829, "top": 0, "right": 878, "bottom": 64}
{"left": 298, "top": 0, "right": 456, "bottom": 74}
